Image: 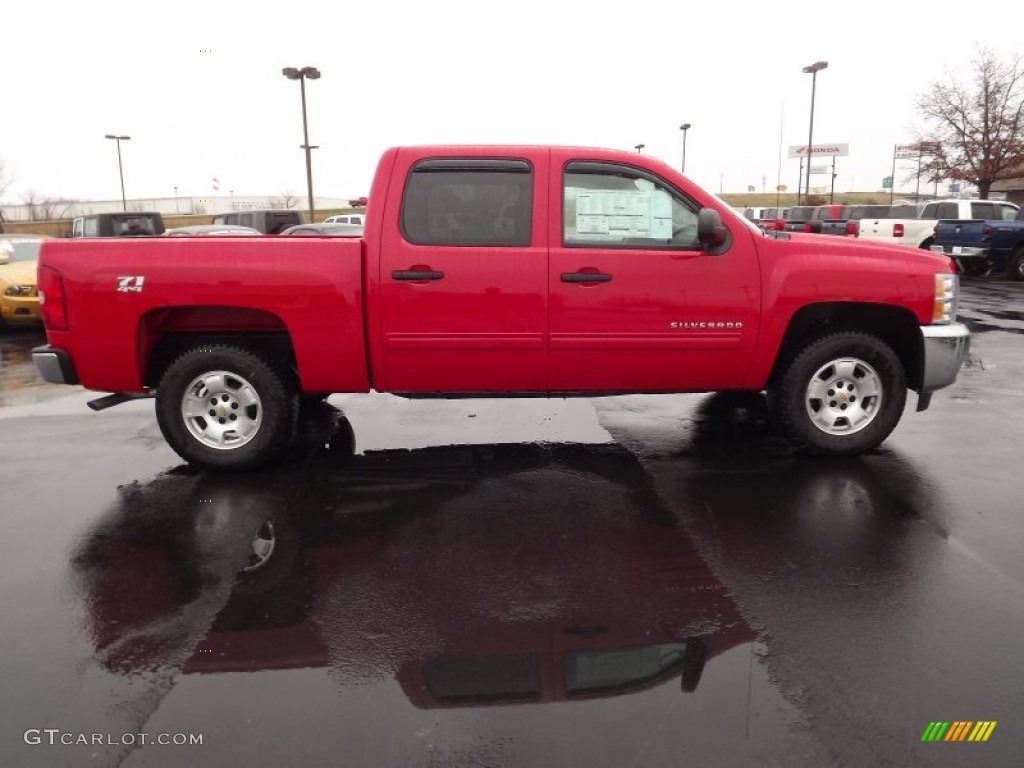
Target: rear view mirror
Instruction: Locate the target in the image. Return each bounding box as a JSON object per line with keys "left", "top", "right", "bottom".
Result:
{"left": 697, "top": 208, "right": 730, "bottom": 251}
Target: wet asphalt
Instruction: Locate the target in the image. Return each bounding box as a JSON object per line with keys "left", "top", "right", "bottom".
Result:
{"left": 0, "top": 278, "right": 1022, "bottom": 768}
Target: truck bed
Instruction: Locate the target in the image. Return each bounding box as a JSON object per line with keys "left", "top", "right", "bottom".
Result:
{"left": 39, "top": 236, "right": 370, "bottom": 394}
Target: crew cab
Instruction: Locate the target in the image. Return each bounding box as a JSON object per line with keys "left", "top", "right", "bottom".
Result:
{"left": 858, "top": 199, "right": 1018, "bottom": 251}
{"left": 32, "top": 145, "right": 970, "bottom": 469}
{"left": 932, "top": 205, "right": 1024, "bottom": 278}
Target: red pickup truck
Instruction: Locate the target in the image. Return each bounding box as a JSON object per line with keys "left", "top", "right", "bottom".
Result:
{"left": 33, "top": 145, "right": 969, "bottom": 469}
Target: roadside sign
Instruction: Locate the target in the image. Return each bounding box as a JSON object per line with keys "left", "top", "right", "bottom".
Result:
{"left": 809, "top": 165, "right": 831, "bottom": 175}
{"left": 883, "top": 176, "right": 893, "bottom": 189}
{"left": 896, "top": 142, "right": 940, "bottom": 159}
{"left": 948, "top": 182, "right": 960, "bottom": 194}
{"left": 788, "top": 143, "right": 849, "bottom": 158}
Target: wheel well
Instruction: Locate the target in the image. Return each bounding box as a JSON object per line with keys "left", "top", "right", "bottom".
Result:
{"left": 144, "top": 332, "right": 298, "bottom": 389}
{"left": 139, "top": 306, "right": 298, "bottom": 388}
{"left": 770, "top": 303, "right": 923, "bottom": 390}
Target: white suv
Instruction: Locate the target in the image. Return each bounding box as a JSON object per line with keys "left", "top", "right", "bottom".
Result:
{"left": 323, "top": 214, "right": 365, "bottom": 226}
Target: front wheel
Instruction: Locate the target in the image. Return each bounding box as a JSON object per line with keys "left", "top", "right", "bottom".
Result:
{"left": 768, "top": 332, "right": 906, "bottom": 455}
{"left": 155, "top": 344, "right": 298, "bottom": 469}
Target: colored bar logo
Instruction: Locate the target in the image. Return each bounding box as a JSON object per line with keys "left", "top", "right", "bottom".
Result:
{"left": 921, "top": 721, "right": 997, "bottom": 742}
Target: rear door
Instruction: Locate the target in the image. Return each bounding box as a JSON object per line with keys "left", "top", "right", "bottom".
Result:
{"left": 547, "top": 153, "right": 760, "bottom": 391}
{"left": 377, "top": 150, "right": 549, "bottom": 392}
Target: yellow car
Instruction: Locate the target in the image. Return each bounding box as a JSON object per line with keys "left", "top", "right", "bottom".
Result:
{"left": 0, "top": 235, "right": 51, "bottom": 328}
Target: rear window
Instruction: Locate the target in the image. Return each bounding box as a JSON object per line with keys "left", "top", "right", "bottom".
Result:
{"left": 889, "top": 204, "right": 921, "bottom": 219}
{"left": 111, "top": 214, "right": 161, "bottom": 236}
{"left": 266, "top": 212, "right": 301, "bottom": 235}
{"left": 788, "top": 207, "right": 815, "bottom": 220}
{"left": 849, "top": 205, "right": 891, "bottom": 220}
{"left": 401, "top": 159, "right": 533, "bottom": 247}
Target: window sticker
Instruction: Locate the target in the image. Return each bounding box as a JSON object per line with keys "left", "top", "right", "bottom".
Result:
{"left": 571, "top": 188, "right": 673, "bottom": 241}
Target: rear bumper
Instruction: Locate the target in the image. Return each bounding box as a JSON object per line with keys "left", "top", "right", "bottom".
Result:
{"left": 32, "top": 345, "right": 79, "bottom": 385}
{"left": 919, "top": 324, "right": 970, "bottom": 393}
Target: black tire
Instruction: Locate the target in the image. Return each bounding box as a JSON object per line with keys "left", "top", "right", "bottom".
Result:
{"left": 767, "top": 332, "right": 906, "bottom": 455}
{"left": 1005, "top": 247, "right": 1024, "bottom": 281}
{"left": 959, "top": 260, "right": 989, "bottom": 277}
{"left": 155, "top": 344, "right": 298, "bottom": 469}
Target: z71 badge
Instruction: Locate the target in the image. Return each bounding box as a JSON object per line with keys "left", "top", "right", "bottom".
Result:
{"left": 116, "top": 276, "right": 145, "bottom": 293}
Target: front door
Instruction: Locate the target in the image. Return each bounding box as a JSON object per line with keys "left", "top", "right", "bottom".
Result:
{"left": 378, "top": 151, "right": 549, "bottom": 392}
{"left": 548, "top": 155, "right": 761, "bottom": 391}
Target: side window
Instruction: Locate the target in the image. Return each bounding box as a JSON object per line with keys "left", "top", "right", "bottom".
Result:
{"left": 971, "top": 203, "right": 996, "bottom": 219}
{"left": 997, "top": 204, "right": 1018, "bottom": 220}
{"left": 563, "top": 163, "right": 700, "bottom": 248}
{"left": 937, "top": 203, "right": 957, "bottom": 219}
{"left": 401, "top": 159, "right": 533, "bottom": 247}
{"left": 72, "top": 219, "right": 84, "bottom": 237}
{"left": 921, "top": 204, "right": 938, "bottom": 218}
{"left": 84, "top": 218, "right": 99, "bottom": 237}
{"left": 239, "top": 213, "right": 254, "bottom": 228}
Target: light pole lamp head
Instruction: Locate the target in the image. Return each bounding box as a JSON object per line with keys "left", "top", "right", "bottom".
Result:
{"left": 680, "top": 123, "right": 691, "bottom": 131}
{"left": 802, "top": 61, "right": 828, "bottom": 74}
{"left": 301, "top": 67, "right": 321, "bottom": 79}
{"left": 282, "top": 67, "right": 301, "bottom": 79}
{"left": 105, "top": 134, "right": 130, "bottom": 140}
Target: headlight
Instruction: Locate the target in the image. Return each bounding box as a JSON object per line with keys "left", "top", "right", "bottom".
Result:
{"left": 4, "top": 285, "right": 34, "bottom": 297}
{"left": 932, "top": 273, "right": 958, "bottom": 324}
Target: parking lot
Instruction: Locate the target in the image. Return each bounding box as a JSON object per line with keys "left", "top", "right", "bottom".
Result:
{"left": 0, "top": 277, "right": 1021, "bottom": 767}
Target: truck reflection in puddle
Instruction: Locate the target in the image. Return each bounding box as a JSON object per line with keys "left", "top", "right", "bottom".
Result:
{"left": 73, "top": 403, "right": 754, "bottom": 706}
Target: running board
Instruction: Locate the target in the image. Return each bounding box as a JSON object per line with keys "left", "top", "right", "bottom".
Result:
{"left": 87, "top": 393, "right": 154, "bottom": 412}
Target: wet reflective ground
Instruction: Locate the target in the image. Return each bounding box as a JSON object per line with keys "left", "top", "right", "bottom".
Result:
{"left": 1, "top": 279, "right": 1022, "bottom": 767}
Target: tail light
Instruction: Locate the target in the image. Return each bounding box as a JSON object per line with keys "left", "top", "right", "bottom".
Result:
{"left": 982, "top": 224, "right": 993, "bottom": 241}
{"left": 845, "top": 221, "right": 858, "bottom": 237}
{"left": 894, "top": 223, "right": 905, "bottom": 238}
{"left": 38, "top": 266, "right": 68, "bottom": 330}
{"left": 803, "top": 223, "right": 813, "bottom": 233}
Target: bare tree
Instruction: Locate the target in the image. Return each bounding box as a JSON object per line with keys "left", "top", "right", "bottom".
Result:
{"left": 22, "top": 189, "right": 43, "bottom": 221}
{"left": 0, "top": 159, "right": 11, "bottom": 201}
{"left": 40, "top": 198, "right": 79, "bottom": 220}
{"left": 915, "top": 47, "right": 1024, "bottom": 199}
{"left": 280, "top": 190, "right": 298, "bottom": 209}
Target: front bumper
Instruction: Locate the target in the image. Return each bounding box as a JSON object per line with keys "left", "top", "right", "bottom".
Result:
{"left": 32, "top": 345, "right": 79, "bottom": 385}
{"left": 0, "top": 297, "right": 41, "bottom": 324}
{"left": 920, "top": 324, "right": 970, "bottom": 393}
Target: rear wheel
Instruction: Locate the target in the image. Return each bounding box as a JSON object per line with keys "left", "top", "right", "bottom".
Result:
{"left": 768, "top": 332, "right": 906, "bottom": 455}
{"left": 155, "top": 344, "right": 298, "bottom": 469}
{"left": 1006, "top": 247, "right": 1024, "bottom": 281}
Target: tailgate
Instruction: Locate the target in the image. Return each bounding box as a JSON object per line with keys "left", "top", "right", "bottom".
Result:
{"left": 934, "top": 220, "right": 985, "bottom": 247}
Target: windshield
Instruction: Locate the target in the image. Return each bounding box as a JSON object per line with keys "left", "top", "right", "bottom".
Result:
{"left": 0, "top": 239, "right": 47, "bottom": 262}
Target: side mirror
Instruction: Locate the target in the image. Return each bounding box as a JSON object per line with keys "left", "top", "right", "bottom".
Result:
{"left": 697, "top": 208, "right": 729, "bottom": 250}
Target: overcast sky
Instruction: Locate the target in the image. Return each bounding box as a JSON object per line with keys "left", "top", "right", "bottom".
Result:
{"left": 3, "top": 0, "right": 1020, "bottom": 204}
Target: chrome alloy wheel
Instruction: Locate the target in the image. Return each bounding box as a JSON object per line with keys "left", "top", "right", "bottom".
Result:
{"left": 242, "top": 521, "right": 276, "bottom": 573}
{"left": 180, "top": 370, "right": 262, "bottom": 450}
{"left": 804, "top": 357, "right": 882, "bottom": 435}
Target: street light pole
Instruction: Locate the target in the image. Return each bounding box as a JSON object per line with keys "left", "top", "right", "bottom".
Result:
{"left": 174, "top": 186, "right": 179, "bottom": 214}
{"left": 104, "top": 134, "right": 131, "bottom": 211}
{"left": 679, "top": 123, "right": 691, "bottom": 174}
{"left": 635, "top": 143, "right": 645, "bottom": 153}
{"left": 801, "top": 61, "right": 828, "bottom": 204}
{"left": 282, "top": 66, "right": 321, "bottom": 222}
